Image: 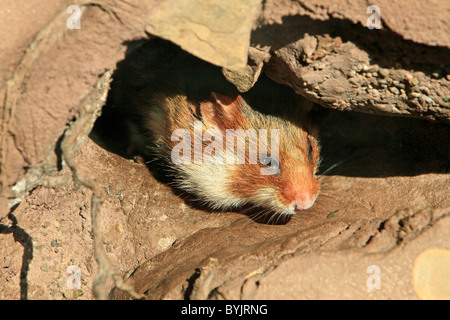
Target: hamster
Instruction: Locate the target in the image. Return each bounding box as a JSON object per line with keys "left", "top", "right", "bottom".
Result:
{"left": 106, "top": 39, "right": 321, "bottom": 218}
{"left": 138, "top": 90, "right": 321, "bottom": 217}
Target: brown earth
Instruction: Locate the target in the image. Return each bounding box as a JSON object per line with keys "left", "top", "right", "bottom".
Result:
{"left": 0, "top": 0, "right": 449, "bottom": 300}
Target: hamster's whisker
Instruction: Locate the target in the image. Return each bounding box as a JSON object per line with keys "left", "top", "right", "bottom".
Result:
{"left": 248, "top": 209, "right": 267, "bottom": 222}
{"left": 239, "top": 205, "right": 257, "bottom": 215}
{"left": 144, "top": 158, "right": 159, "bottom": 164}
{"left": 320, "top": 160, "right": 345, "bottom": 176}
{"left": 267, "top": 209, "right": 282, "bottom": 225}
{"left": 240, "top": 206, "right": 261, "bottom": 225}
{"left": 247, "top": 207, "right": 271, "bottom": 224}
{"left": 274, "top": 211, "right": 288, "bottom": 225}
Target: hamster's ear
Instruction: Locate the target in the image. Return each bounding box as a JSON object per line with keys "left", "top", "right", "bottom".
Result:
{"left": 200, "top": 92, "right": 245, "bottom": 131}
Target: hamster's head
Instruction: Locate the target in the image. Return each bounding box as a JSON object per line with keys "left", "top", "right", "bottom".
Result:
{"left": 181, "top": 92, "right": 321, "bottom": 217}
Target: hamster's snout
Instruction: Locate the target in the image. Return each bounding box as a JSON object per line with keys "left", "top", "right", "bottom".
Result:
{"left": 292, "top": 193, "right": 318, "bottom": 211}
{"left": 282, "top": 176, "right": 319, "bottom": 213}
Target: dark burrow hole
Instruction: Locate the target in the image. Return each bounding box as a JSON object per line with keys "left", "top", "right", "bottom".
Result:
{"left": 90, "top": 38, "right": 450, "bottom": 221}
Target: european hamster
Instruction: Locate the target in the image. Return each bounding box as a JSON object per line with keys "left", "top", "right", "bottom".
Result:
{"left": 110, "top": 40, "right": 321, "bottom": 217}
{"left": 138, "top": 90, "right": 320, "bottom": 217}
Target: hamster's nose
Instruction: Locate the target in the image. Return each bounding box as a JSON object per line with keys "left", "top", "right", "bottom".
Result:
{"left": 293, "top": 194, "right": 317, "bottom": 211}
{"left": 282, "top": 175, "right": 319, "bottom": 212}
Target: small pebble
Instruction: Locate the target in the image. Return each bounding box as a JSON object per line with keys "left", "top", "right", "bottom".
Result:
{"left": 315, "top": 63, "right": 325, "bottom": 70}
{"left": 411, "top": 78, "right": 419, "bottom": 86}
{"left": 408, "top": 91, "right": 422, "bottom": 99}
{"left": 368, "top": 65, "right": 379, "bottom": 73}
{"left": 73, "top": 289, "right": 84, "bottom": 299}
{"left": 321, "top": 97, "right": 337, "bottom": 103}
{"left": 418, "top": 95, "right": 425, "bottom": 103}
{"left": 432, "top": 69, "right": 441, "bottom": 78}
{"left": 379, "top": 68, "right": 390, "bottom": 78}
{"left": 390, "top": 87, "right": 400, "bottom": 95}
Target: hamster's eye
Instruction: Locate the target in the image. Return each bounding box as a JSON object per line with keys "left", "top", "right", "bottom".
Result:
{"left": 261, "top": 156, "right": 279, "bottom": 167}
{"left": 260, "top": 156, "right": 280, "bottom": 174}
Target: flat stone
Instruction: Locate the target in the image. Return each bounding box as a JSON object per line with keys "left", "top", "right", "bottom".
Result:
{"left": 145, "top": 0, "right": 262, "bottom": 69}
